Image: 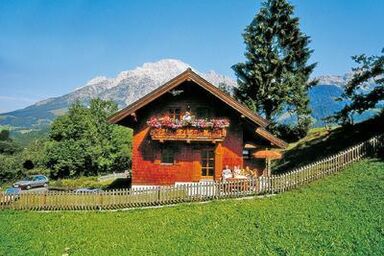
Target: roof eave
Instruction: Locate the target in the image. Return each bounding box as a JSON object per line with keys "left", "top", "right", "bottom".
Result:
{"left": 255, "top": 127, "right": 288, "bottom": 149}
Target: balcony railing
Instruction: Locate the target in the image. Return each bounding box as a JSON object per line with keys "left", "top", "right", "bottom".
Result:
{"left": 149, "top": 127, "right": 227, "bottom": 142}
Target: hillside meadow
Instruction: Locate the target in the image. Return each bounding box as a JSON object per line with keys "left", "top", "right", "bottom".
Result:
{"left": 0, "top": 159, "right": 383, "bottom": 255}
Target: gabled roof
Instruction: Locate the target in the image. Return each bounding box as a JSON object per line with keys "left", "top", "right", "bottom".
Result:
{"left": 109, "top": 68, "right": 287, "bottom": 148}
{"left": 109, "top": 68, "right": 268, "bottom": 126}
{"left": 256, "top": 127, "right": 287, "bottom": 149}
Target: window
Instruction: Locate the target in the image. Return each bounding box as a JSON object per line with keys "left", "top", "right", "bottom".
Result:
{"left": 33, "top": 176, "right": 45, "bottom": 181}
{"left": 196, "top": 107, "right": 210, "bottom": 118}
{"left": 161, "top": 147, "right": 174, "bottom": 164}
{"left": 201, "top": 149, "right": 214, "bottom": 177}
{"left": 169, "top": 107, "right": 181, "bottom": 120}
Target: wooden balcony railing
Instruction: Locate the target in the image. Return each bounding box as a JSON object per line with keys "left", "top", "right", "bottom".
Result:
{"left": 149, "top": 127, "right": 227, "bottom": 142}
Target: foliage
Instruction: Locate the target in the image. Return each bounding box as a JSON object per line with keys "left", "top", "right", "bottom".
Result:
{"left": 0, "top": 129, "right": 24, "bottom": 185}
{"left": 20, "top": 138, "right": 48, "bottom": 170}
{"left": 0, "top": 139, "right": 51, "bottom": 186}
{"left": 49, "top": 176, "right": 114, "bottom": 190}
{"left": 11, "top": 127, "right": 49, "bottom": 147}
{"left": 334, "top": 49, "right": 384, "bottom": 124}
{"left": 232, "top": 0, "right": 316, "bottom": 136}
{"left": 44, "top": 99, "right": 132, "bottom": 179}
{"left": 272, "top": 117, "right": 311, "bottom": 142}
{"left": 1, "top": 159, "right": 383, "bottom": 255}
{"left": 0, "top": 129, "right": 20, "bottom": 155}
{"left": 0, "top": 154, "right": 24, "bottom": 185}
{"left": 23, "top": 167, "right": 50, "bottom": 177}
{"left": 377, "top": 133, "right": 384, "bottom": 159}
{"left": 0, "top": 140, "right": 20, "bottom": 155}
{"left": 217, "top": 82, "right": 233, "bottom": 96}
{"left": 0, "top": 130, "right": 10, "bottom": 141}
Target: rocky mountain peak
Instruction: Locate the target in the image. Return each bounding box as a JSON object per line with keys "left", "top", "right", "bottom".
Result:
{"left": 3, "top": 59, "right": 376, "bottom": 130}
{"left": 114, "top": 59, "right": 190, "bottom": 83}
{"left": 85, "top": 76, "right": 110, "bottom": 86}
{"left": 314, "top": 72, "right": 356, "bottom": 86}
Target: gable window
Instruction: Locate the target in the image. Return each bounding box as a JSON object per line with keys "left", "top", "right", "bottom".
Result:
{"left": 169, "top": 107, "right": 181, "bottom": 120}
{"left": 161, "top": 147, "right": 175, "bottom": 164}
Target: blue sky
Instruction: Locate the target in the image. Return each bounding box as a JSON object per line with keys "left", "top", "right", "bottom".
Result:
{"left": 0, "top": 0, "right": 383, "bottom": 113}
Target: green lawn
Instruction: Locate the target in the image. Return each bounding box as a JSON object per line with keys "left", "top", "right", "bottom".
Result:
{"left": 274, "top": 114, "right": 384, "bottom": 172}
{"left": 1, "top": 159, "right": 383, "bottom": 256}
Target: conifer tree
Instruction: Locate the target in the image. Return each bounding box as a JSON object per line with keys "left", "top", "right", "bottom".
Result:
{"left": 233, "top": 0, "right": 317, "bottom": 135}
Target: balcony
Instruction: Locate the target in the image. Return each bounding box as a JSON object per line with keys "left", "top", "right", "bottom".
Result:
{"left": 149, "top": 127, "right": 227, "bottom": 142}
{"left": 147, "top": 115, "right": 229, "bottom": 143}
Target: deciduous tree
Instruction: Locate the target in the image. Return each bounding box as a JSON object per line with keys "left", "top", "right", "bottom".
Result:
{"left": 335, "top": 49, "right": 384, "bottom": 124}
{"left": 45, "top": 99, "right": 132, "bottom": 178}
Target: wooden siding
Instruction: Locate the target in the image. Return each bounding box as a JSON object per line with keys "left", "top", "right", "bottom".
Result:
{"left": 131, "top": 82, "right": 245, "bottom": 185}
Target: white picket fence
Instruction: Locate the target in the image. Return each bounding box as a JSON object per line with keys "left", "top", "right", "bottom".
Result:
{"left": 267, "top": 134, "right": 383, "bottom": 193}
{"left": 1, "top": 134, "right": 382, "bottom": 211}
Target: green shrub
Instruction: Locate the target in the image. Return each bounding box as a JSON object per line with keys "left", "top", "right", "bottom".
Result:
{"left": 25, "top": 167, "right": 51, "bottom": 176}
{"left": 273, "top": 123, "right": 309, "bottom": 143}
{"left": 49, "top": 176, "right": 112, "bottom": 189}
{"left": 0, "top": 154, "right": 23, "bottom": 185}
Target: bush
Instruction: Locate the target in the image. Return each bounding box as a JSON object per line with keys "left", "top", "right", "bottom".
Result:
{"left": 49, "top": 176, "right": 112, "bottom": 189}
{"left": 25, "top": 167, "right": 51, "bottom": 176}
{"left": 377, "top": 136, "right": 384, "bottom": 159}
{"left": 0, "top": 154, "right": 23, "bottom": 185}
{"left": 273, "top": 123, "right": 308, "bottom": 143}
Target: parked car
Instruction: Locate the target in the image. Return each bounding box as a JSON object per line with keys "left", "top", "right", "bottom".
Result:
{"left": 0, "top": 187, "right": 21, "bottom": 205}
{"left": 13, "top": 175, "right": 49, "bottom": 190}
{"left": 74, "top": 188, "right": 103, "bottom": 194}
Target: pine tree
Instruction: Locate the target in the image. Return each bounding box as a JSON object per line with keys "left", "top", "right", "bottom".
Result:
{"left": 232, "top": 0, "right": 316, "bottom": 135}
{"left": 218, "top": 82, "right": 233, "bottom": 96}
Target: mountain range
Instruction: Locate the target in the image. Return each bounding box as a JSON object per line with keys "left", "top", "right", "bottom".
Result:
{"left": 0, "top": 59, "right": 377, "bottom": 131}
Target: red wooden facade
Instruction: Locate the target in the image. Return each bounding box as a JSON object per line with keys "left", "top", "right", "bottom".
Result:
{"left": 109, "top": 69, "right": 287, "bottom": 186}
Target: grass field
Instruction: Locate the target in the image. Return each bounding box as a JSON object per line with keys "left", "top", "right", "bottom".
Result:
{"left": 1, "top": 159, "right": 383, "bottom": 255}
{"left": 274, "top": 114, "right": 384, "bottom": 172}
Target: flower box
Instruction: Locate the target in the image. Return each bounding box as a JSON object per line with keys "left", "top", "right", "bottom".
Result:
{"left": 149, "top": 127, "right": 227, "bottom": 142}
{"left": 147, "top": 116, "right": 230, "bottom": 129}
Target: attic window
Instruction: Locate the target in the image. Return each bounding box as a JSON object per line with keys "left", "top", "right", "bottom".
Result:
{"left": 169, "top": 107, "right": 181, "bottom": 120}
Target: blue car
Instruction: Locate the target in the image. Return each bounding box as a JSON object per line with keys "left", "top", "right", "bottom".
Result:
{"left": 1, "top": 187, "right": 21, "bottom": 205}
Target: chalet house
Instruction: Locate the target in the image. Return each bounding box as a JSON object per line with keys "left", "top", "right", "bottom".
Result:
{"left": 109, "top": 68, "right": 287, "bottom": 187}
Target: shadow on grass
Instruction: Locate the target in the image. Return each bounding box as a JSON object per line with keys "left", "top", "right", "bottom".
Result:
{"left": 105, "top": 178, "right": 132, "bottom": 190}
{"left": 274, "top": 115, "right": 384, "bottom": 173}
